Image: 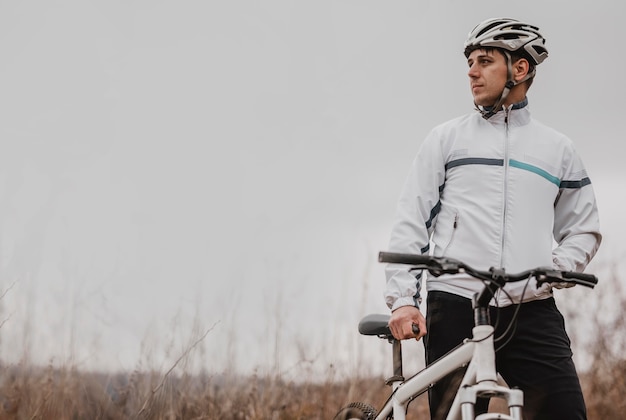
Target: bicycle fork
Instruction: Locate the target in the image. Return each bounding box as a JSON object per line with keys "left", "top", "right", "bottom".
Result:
{"left": 449, "top": 325, "right": 524, "bottom": 420}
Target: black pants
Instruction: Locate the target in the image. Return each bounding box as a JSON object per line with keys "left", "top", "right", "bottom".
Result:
{"left": 424, "top": 291, "right": 586, "bottom": 420}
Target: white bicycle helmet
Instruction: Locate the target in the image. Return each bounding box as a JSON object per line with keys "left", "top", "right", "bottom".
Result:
{"left": 464, "top": 18, "right": 548, "bottom": 65}
{"left": 464, "top": 18, "right": 548, "bottom": 118}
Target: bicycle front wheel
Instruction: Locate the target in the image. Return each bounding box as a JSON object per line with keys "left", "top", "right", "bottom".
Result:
{"left": 333, "top": 402, "right": 379, "bottom": 420}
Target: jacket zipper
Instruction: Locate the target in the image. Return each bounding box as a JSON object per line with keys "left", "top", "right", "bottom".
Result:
{"left": 496, "top": 108, "right": 511, "bottom": 304}
{"left": 501, "top": 107, "right": 510, "bottom": 267}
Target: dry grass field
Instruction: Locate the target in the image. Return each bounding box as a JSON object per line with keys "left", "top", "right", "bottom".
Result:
{"left": 0, "top": 271, "right": 623, "bottom": 419}
{"left": 0, "top": 358, "right": 624, "bottom": 419}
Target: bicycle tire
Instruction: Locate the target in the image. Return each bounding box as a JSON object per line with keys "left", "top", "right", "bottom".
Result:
{"left": 333, "top": 402, "right": 379, "bottom": 420}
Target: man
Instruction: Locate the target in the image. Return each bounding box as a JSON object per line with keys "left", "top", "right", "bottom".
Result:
{"left": 384, "top": 18, "right": 601, "bottom": 419}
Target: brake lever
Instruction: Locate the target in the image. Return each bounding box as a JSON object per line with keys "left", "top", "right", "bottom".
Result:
{"left": 533, "top": 268, "right": 564, "bottom": 285}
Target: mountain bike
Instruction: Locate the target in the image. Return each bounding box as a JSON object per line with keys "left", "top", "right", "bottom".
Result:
{"left": 333, "top": 251, "right": 598, "bottom": 420}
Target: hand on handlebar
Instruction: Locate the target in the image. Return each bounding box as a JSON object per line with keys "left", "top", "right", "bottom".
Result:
{"left": 388, "top": 306, "right": 427, "bottom": 341}
{"left": 539, "top": 281, "right": 575, "bottom": 293}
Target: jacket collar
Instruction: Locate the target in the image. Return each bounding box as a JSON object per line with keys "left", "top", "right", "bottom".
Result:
{"left": 484, "top": 98, "right": 531, "bottom": 127}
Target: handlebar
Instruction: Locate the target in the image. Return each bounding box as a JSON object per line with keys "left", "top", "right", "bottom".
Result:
{"left": 379, "top": 251, "right": 598, "bottom": 289}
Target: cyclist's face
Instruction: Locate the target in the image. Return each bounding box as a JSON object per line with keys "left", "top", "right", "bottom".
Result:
{"left": 467, "top": 49, "right": 508, "bottom": 107}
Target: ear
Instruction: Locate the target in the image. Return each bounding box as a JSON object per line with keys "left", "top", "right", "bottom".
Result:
{"left": 513, "top": 58, "right": 530, "bottom": 82}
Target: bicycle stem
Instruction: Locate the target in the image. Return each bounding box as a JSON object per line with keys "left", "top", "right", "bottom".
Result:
{"left": 473, "top": 268, "right": 507, "bottom": 326}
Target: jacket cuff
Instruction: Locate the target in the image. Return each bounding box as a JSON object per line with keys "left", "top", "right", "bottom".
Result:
{"left": 391, "top": 296, "right": 420, "bottom": 311}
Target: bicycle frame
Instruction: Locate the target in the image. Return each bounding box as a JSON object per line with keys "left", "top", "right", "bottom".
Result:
{"left": 334, "top": 252, "right": 597, "bottom": 420}
{"left": 373, "top": 324, "right": 522, "bottom": 420}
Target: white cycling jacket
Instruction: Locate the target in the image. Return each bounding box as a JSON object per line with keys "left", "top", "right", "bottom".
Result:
{"left": 385, "top": 100, "right": 602, "bottom": 310}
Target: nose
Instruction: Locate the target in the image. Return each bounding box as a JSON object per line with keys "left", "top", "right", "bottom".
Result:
{"left": 468, "top": 62, "right": 479, "bottom": 79}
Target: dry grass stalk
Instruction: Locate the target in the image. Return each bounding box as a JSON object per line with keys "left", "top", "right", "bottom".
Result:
{"left": 136, "top": 322, "right": 218, "bottom": 418}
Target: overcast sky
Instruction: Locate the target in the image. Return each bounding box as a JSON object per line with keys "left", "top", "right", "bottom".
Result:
{"left": 0, "top": 1, "right": 624, "bottom": 378}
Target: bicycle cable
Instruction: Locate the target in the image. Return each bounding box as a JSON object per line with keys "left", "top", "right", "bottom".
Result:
{"left": 493, "top": 275, "right": 533, "bottom": 351}
{"left": 466, "top": 274, "right": 533, "bottom": 350}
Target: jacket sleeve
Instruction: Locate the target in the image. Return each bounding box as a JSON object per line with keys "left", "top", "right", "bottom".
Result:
{"left": 552, "top": 147, "right": 602, "bottom": 272}
{"left": 384, "top": 130, "right": 446, "bottom": 310}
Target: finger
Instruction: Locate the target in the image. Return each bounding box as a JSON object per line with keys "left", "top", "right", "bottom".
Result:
{"left": 389, "top": 324, "right": 400, "bottom": 340}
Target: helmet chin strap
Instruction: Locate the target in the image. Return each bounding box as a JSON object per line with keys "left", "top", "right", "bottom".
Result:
{"left": 476, "top": 51, "right": 535, "bottom": 120}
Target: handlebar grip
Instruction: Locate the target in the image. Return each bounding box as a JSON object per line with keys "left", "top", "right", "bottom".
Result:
{"left": 562, "top": 271, "right": 598, "bottom": 287}
{"left": 378, "top": 251, "right": 432, "bottom": 265}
